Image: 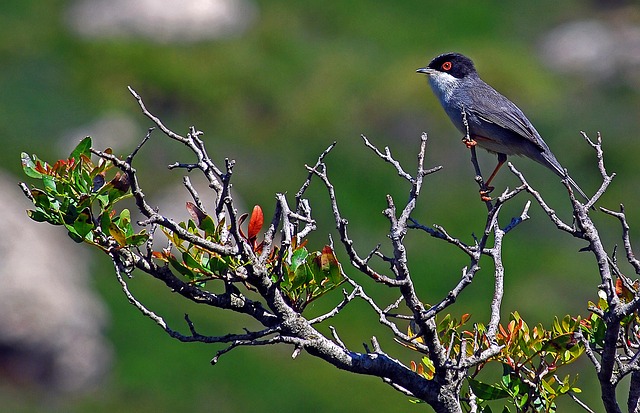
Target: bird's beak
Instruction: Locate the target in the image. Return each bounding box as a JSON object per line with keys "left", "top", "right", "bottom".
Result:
{"left": 416, "top": 67, "right": 434, "bottom": 75}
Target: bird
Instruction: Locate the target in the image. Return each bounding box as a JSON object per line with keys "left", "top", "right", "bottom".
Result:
{"left": 416, "top": 52, "right": 588, "bottom": 201}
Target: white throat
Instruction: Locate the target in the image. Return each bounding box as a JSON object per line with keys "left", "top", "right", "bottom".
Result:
{"left": 428, "top": 71, "right": 459, "bottom": 103}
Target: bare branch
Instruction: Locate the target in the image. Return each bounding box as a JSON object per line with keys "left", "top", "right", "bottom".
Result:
{"left": 507, "top": 163, "right": 578, "bottom": 235}
{"left": 183, "top": 176, "right": 206, "bottom": 212}
{"left": 580, "top": 131, "right": 615, "bottom": 209}
{"left": 111, "top": 249, "right": 279, "bottom": 342}
{"left": 308, "top": 162, "right": 404, "bottom": 286}
{"left": 601, "top": 204, "right": 640, "bottom": 274}
{"left": 295, "top": 141, "right": 337, "bottom": 207}
{"left": 362, "top": 134, "right": 413, "bottom": 181}
{"left": 91, "top": 147, "right": 239, "bottom": 257}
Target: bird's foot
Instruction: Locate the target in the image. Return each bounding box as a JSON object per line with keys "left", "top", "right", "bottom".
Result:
{"left": 462, "top": 137, "right": 477, "bottom": 149}
{"left": 479, "top": 186, "right": 494, "bottom": 202}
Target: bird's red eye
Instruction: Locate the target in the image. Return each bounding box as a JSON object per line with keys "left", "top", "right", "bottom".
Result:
{"left": 441, "top": 61, "right": 452, "bottom": 71}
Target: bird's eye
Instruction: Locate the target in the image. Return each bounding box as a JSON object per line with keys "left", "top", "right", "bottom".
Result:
{"left": 441, "top": 61, "right": 452, "bottom": 71}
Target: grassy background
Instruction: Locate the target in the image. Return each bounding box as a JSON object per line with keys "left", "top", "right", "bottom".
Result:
{"left": 3, "top": 1, "right": 640, "bottom": 411}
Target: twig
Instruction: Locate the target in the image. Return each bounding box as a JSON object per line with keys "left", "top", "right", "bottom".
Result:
{"left": 309, "top": 287, "right": 360, "bottom": 324}
{"left": 91, "top": 147, "right": 239, "bottom": 256}
{"left": 507, "top": 163, "right": 578, "bottom": 235}
{"left": 126, "top": 127, "right": 153, "bottom": 164}
{"left": 361, "top": 134, "right": 414, "bottom": 182}
{"left": 580, "top": 131, "right": 615, "bottom": 209}
{"left": 309, "top": 162, "right": 405, "bottom": 286}
{"left": 601, "top": 205, "right": 640, "bottom": 274}
{"left": 183, "top": 176, "right": 206, "bottom": 212}
{"left": 329, "top": 326, "right": 347, "bottom": 350}
{"left": 111, "top": 249, "right": 278, "bottom": 344}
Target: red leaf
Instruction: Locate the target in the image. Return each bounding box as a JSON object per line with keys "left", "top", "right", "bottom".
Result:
{"left": 35, "top": 160, "right": 49, "bottom": 174}
{"left": 110, "top": 171, "right": 130, "bottom": 192}
{"left": 151, "top": 251, "right": 166, "bottom": 259}
{"left": 248, "top": 205, "right": 264, "bottom": 242}
{"left": 319, "top": 245, "right": 337, "bottom": 271}
{"left": 616, "top": 277, "right": 636, "bottom": 302}
{"left": 186, "top": 201, "right": 207, "bottom": 226}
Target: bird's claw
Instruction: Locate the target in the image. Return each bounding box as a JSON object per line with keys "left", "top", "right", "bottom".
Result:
{"left": 462, "top": 137, "right": 477, "bottom": 149}
{"left": 479, "top": 186, "right": 494, "bottom": 202}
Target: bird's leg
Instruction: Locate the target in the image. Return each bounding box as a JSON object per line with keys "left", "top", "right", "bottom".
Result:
{"left": 479, "top": 153, "right": 507, "bottom": 201}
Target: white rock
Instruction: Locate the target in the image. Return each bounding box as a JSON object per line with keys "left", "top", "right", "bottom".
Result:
{"left": 66, "top": 0, "right": 258, "bottom": 43}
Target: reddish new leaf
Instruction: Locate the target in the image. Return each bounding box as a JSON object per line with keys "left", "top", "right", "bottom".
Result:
{"left": 110, "top": 171, "right": 130, "bottom": 193}
{"left": 186, "top": 201, "right": 207, "bottom": 226}
{"left": 248, "top": 205, "right": 264, "bottom": 242}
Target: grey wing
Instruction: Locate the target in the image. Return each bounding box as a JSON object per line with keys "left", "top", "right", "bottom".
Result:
{"left": 466, "top": 83, "right": 548, "bottom": 152}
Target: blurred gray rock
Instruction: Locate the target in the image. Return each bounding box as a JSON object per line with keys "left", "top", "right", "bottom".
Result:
{"left": 539, "top": 11, "right": 640, "bottom": 87}
{"left": 66, "top": 0, "right": 258, "bottom": 43}
{"left": 0, "top": 171, "right": 111, "bottom": 394}
{"left": 540, "top": 20, "right": 617, "bottom": 75}
{"left": 60, "top": 112, "right": 141, "bottom": 155}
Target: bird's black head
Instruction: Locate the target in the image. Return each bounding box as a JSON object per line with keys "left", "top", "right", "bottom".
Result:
{"left": 425, "top": 52, "right": 477, "bottom": 79}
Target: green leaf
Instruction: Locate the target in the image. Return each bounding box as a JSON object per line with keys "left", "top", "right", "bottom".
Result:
{"left": 182, "top": 251, "right": 209, "bottom": 274}
{"left": 42, "top": 175, "right": 57, "bottom": 193}
{"left": 468, "top": 378, "right": 510, "bottom": 400}
{"left": 541, "top": 333, "right": 578, "bottom": 354}
{"left": 27, "top": 209, "right": 54, "bottom": 223}
{"left": 64, "top": 222, "right": 84, "bottom": 243}
{"left": 116, "top": 209, "right": 134, "bottom": 237}
{"left": 126, "top": 232, "right": 149, "bottom": 247}
{"left": 21, "top": 153, "right": 43, "bottom": 178}
{"left": 107, "top": 188, "right": 132, "bottom": 206}
{"left": 73, "top": 208, "right": 94, "bottom": 238}
{"left": 541, "top": 377, "right": 556, "bottom": 395}
{"left": 199, "top": 215, "right": 217, "bottom": 238}
{"left": 204, "top": 254, "right": 230, "bottom": 275}
{"left": 420, "top": 357, "right": 435, "bottom": 380}
{"left": 292, "top": 261, "right": 312, "bottom": 290}
{"left": 167, "top": 254, "right": 197, "bottom": 280}
{"left": 516, "top": 392, "right": 528, "bottom": 408}
{"left": 290, "top": 247, "right": 308, "bottom": 272}
{"left": 559, "top": 375, "right": 571, "bottom": 394}
{"left": 31, "top": 188, "right": 51, "bottom": 210}
{"left": 70, "top": 137, "right": 92, "bottom": 160}
{"left": 100, "top": 211, "right": 112, "bottom": 234}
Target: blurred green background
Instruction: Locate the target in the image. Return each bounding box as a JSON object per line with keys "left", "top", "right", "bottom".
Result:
{"left": 3, "top": 0, "right": 640, "bottom": 412}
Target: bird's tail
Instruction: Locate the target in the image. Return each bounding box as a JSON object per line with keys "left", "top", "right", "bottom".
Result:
{"left": 564, "top": 174, "right": 589, "bottom": 202}
{"left": 540, "top": 152, "right": 590, "bottom": 202}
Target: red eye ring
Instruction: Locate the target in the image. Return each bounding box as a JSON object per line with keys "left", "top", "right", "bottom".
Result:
{"left": 441, "top": 61, "right": 452, "bottom": 71}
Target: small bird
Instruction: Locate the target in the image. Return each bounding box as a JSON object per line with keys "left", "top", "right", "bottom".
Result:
{"left": 416, "top": 52, "right": 588, "bottom": 201}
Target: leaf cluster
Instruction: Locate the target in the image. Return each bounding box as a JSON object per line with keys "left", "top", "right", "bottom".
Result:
{"left": 22, "top": 137, "right": 344, "bottom": 313}
{"left": 409, "top": 312, "right": 584, "bottom": 412}
{"left": 21, "top": 137, "right": 145, "bottom": 247}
